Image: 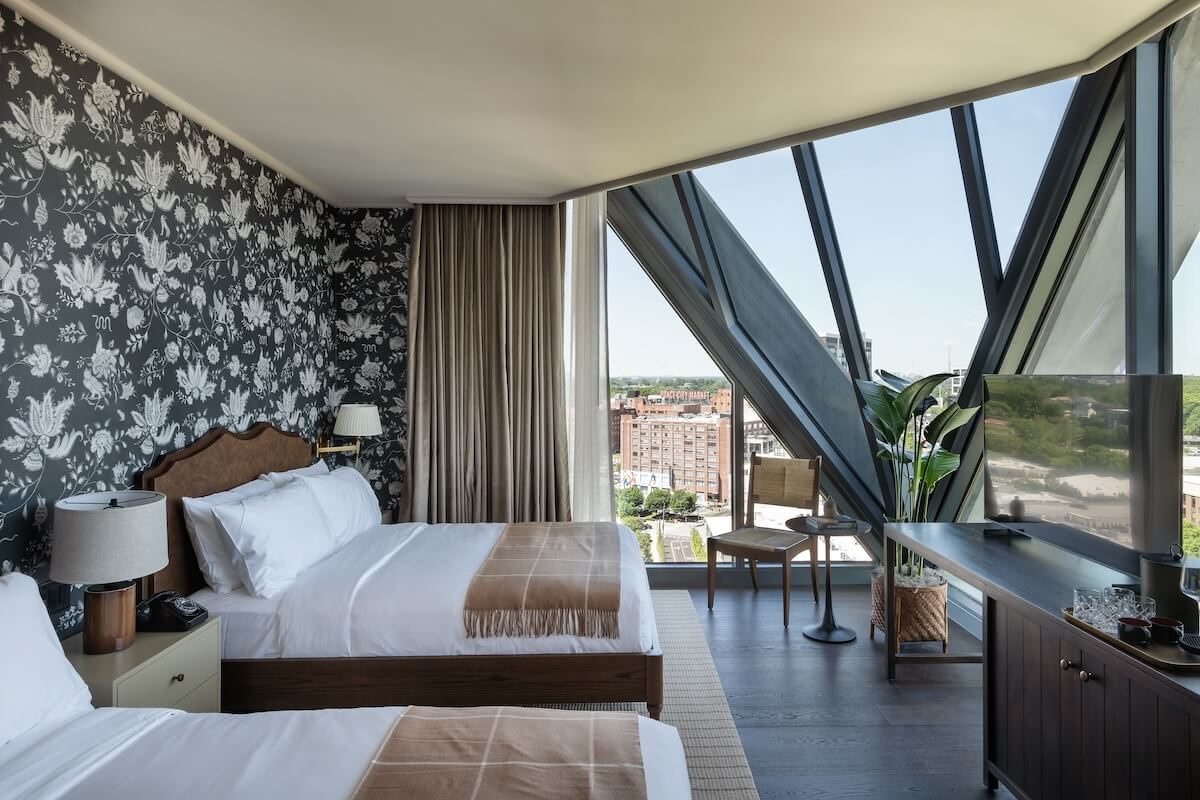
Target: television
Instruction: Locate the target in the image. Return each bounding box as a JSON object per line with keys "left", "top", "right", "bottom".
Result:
{"left": 982, "top": 374, "right": 1182, "bottom": 576}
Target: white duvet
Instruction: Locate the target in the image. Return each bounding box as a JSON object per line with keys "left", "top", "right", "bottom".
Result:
{"left": 194, "top": 521, "right": 659, "bottom": 659}
{"left": 0, "top": 706, "right": 690, "bottom": 799}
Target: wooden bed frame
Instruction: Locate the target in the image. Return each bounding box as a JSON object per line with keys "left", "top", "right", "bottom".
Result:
{"left": 140, "top": 422, "right": 663, "bottom": 718}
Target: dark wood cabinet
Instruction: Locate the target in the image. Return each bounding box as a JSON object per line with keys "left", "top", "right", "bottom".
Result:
{"left": 989, "top": 597, "right": 1200, "bottom": 800}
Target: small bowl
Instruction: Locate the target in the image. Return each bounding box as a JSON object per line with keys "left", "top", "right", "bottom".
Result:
{"left": 1150, "top": 616, "right": 1184, "bottom": 646}
{"left": 1117, "top": 616, "right": 1152, "bottom": 646}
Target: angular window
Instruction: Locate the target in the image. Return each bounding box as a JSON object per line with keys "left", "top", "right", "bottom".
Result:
{"left": 1025, "top": 147, "right": 1126, "bottom": 374}
{"left": 816, "top": 110, "right": 987, "bottom": 380}
{"left": 608, "top": 227, "right": 734, "bottom": 563}
{"left": 975, "top": 79, "right": 1077, "bottom": 267}
{"left": 1170, "top": 12, "right": 1200, "bottom": 552}
{"left": 694, "top": 149, "right": 840, "bottom": 345}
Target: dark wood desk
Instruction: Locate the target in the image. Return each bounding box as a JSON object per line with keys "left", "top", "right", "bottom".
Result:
{"left": 885, "top": 522, "right": 1200, "bottom": 799}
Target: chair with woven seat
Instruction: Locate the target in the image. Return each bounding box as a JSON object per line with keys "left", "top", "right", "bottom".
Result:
{"left": 706, "top": 454, "right": 822, "bottom": 627}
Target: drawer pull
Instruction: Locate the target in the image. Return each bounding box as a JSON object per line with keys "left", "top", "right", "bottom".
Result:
{"left": 1078, "top": 670, "right": 1097, "bottom": 683}
{"left": 1060, "top": 659, "right": 1077, "bottom": 671}
{"left": 171, "top": 673, "right": 185, "bottom": 684}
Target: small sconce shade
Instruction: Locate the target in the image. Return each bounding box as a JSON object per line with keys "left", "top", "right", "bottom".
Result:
{"left": 334, "top": 404, "right": 382, "bottom": 437}
{"left": 50, "top": 491, "right": 168, "bottom": 585}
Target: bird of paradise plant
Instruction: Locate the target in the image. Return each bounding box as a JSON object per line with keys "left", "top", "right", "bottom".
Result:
{"left": 856, "top": 371, "right": 979, "bottom": 577}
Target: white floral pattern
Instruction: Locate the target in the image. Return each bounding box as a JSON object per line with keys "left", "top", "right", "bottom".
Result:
{"left": 0, "top": 9, "right": 412, "bottom": 633}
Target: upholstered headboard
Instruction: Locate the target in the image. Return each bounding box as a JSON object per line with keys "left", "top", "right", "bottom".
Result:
{"left": 139, "top": 422, "right": 313, "bottom": 596}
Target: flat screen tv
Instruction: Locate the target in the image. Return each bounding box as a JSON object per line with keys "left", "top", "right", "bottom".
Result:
{"left": 982, "top": 374, "right": 1182, "bottom": 576}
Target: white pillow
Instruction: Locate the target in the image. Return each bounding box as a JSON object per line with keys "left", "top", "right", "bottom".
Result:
{"left": 182, "top": 476, "right": 276, "bottom": 593}
{"left": 300, "top": 467, "right": 382, "bottom": 547}
{"left": 261, "top": 460, "right": 330, "bottom": 488}
{"left": 212, "top": 479, "right": 339, "bottom": 598}
{"left": 0, "top": 573, "right": 92, "bottom": 747}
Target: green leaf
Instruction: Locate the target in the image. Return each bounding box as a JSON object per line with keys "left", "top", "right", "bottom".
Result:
{"left": 919, "top": 446, "right": 961, "bottom": 489}
{"left": 856, "top": 379, "right": 904, "bottom": 445}
{"left": 923, "top": 402, "right": 979, "bottom": 447}
{"left": 895, "top": 373, "right": 953, "bottom": 421}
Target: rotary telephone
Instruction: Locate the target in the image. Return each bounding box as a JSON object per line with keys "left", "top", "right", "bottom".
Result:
{"left": 136, "top": 591, "right": 209, "bottom": 632}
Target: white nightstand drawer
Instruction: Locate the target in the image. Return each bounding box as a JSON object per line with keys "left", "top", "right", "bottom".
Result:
{"left": 175, "top": 673, "right": 221, "bottom": 713}
{"left": 114, "top": 622, "right": 220, "bottom": 709}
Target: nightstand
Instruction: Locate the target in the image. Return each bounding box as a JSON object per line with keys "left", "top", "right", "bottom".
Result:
{"left": 63, "top": 616, "right": 221, "bottom": 712}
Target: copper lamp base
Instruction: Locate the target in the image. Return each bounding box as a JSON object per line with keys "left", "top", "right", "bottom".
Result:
{"left": 83, "top": 581, "right": 136, "bottom": 654}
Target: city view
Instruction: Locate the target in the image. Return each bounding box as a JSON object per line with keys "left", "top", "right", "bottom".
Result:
{"left": 609, "top": 371, "right": 873, "bottom": 564}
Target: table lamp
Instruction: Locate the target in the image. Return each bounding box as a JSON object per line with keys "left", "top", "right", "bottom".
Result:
{"left": 50, "top": 490, "right": 168, "bottom": 654}
{"left": 316, "top": 403, "right": 382, "bottom": 462}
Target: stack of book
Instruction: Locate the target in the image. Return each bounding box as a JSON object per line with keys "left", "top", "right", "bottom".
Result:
{"left": 803, "top": 515, "right": 858, "bottom": 532}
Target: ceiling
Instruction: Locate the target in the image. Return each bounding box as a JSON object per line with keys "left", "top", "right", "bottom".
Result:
{"left": 11, "top": 0, "right": 1197, "bottom": 206}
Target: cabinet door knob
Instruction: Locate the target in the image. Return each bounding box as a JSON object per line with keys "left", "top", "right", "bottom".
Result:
{"left": 171, "top": 673, "right": 185, "bottom": 683}
{"left": 1078, "top": 670, "right": 1097, "bottom": 683}
{"left": 1060, "top": 659, "right": 1077, "bottom": 671}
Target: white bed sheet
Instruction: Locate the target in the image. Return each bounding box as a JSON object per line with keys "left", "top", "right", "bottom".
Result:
{"left": 190, "top": 586, "right": 283, "bottom": 659}
{"left": 0, "top": 706, "right": 690, "bottom": 800}
{"left": 197, "top": 521, "right": 658, "bottom": 659}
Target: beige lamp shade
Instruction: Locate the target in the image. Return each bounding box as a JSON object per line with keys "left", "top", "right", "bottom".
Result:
{"left": 50, "top": 491, "right": 168, "bottom": 585}
{"left": 334, "top": 404, "right": 382, "bottom": 437}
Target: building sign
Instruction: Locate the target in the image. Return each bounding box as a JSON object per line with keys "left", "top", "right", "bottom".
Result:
{"left": 619, "top": 470, "right": 672, "bottom": 490}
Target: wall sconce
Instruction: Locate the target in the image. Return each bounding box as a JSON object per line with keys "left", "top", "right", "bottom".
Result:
{"left": 316, "top": 404, "right": 382, "bottom": 462}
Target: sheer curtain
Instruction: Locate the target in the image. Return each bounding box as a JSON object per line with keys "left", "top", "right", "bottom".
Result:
{"left": 564, "top": 193, "right": 615, "bottom": 521}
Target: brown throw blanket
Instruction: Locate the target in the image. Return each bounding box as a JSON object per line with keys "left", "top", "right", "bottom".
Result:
{"left": 351, "top": 706, "right": 647, "bottom": 800}
{"left": 464, "top": 522, "right": 622, "bottom": 639}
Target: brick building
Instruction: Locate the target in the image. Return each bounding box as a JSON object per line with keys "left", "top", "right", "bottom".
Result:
{"left": 619, "top": 413, "right": 732, "bottom": 503}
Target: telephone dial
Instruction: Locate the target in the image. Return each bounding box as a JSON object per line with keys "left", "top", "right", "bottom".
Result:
{"left": 136, "top": 591, "right": 209, "bottom": 632}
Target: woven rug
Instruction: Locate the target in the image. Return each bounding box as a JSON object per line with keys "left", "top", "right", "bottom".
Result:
{"left": 545, "top": 589, "right": 758, "bottom": 799}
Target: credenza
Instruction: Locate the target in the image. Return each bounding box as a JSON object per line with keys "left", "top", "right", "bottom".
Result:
{"left": 885, "top": 523, "right": 1200, "bottom": 800}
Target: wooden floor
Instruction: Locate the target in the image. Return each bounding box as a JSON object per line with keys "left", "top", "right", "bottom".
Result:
{"left": 691, "top": 585, "right": 1014, "bottom": 799}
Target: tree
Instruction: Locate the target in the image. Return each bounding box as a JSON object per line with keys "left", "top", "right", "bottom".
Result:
{"left": 645, "top": 487, "right": 671, "bottom": 513}
{"left": 1184, "top": 519, "right": 1200, "bottom": 557}
{"left": 616, "top": 486, "right": 644, "bottom": 516}
{"left": 619, "top": 513, "right": 644, "bottom": 532}
{"left": 669, "top": 490, "right": 697, "bottom": 515}
{"left": 689, "top": 527, "right": 707, "bottom": 561}
{"left": 636, "top": 529, "right": 653, "bottom": 561}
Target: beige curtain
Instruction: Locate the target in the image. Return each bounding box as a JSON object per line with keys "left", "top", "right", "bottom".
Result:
{"left": 402, "top": 204, "right": 570, "bottom": 523}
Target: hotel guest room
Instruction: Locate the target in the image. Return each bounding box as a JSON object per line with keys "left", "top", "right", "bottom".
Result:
{"left": 4, "top": 2, "right": 1200, "bottom": 799}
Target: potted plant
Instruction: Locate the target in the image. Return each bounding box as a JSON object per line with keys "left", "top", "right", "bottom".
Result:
{"left": 857, "top": 371, "right": 978, "bottom": 652}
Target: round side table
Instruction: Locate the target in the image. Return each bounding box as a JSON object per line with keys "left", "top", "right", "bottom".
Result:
{"left": 786, "top": 517, "right": 871, "bottom": 644}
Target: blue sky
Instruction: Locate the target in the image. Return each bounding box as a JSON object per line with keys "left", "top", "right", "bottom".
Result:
{"left": 607, "top": 79, "right": 1077, "bottom": 378}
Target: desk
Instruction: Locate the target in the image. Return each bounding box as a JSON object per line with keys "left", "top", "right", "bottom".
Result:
{"left": 885, "top": 523, "right": 1200, "bottom": 798}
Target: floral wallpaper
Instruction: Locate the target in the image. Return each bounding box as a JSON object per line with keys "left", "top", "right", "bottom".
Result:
{"left": 333, "top": 207, "right": 412, "bottom": 514}
{"left": 0, "top": 7, "right": 411, "bottom": 633}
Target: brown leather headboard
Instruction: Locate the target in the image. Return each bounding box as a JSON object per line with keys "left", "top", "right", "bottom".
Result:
{"left": 139, "top": 422, "right": 312, "bottom": 596}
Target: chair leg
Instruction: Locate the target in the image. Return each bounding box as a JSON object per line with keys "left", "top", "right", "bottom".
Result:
{"left": 707, "top": 541, "right": 717, "bottom": 611}
{"left": 782, "top": 558, "right": 792, "bottom": 628}
{"left": 748, "top": 559, "right": 759, "bottom": 592}
{"left": 808, "top": 543, "right": 819, "bottom": 603}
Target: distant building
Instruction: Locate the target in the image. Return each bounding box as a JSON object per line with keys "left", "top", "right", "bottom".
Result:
{"left": 609, "top": 404, "right": 637, "bottom": 454}
{"left": 712, "top": 387, "right": 732, "bottom": 412}
{"left": 661, "top": 389, "right": 711, "bottom": 403}
{"left": 1185, "top": 476, "right": 1200, "bottom": 526}
{"left": 949, "top": 368, "right": 968, "bottom": 400}
{"left": 619, "top": 413, "right": 732, "bottom": 503}
{"left": 821, "top": 333, "right": 872, "bottom": 376}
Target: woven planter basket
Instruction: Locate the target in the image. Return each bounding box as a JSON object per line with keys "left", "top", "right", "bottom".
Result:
{"left": 869, "top": 568, "right": 949, "bottom": 653}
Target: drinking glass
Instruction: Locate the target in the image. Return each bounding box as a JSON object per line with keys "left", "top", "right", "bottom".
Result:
{"left": 1127, "top": 595, "right": 1157, "bottom": 621}
{"left": 1072, "top": 588, "right": 1104, "bottom": 626}
{"left": 1181, "top": 557, "right": 1200, "bottom": 633}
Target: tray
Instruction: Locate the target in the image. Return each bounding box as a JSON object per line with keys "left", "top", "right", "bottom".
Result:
{"left": 1063, "top": 607, "right": 1200, "bottom": 672}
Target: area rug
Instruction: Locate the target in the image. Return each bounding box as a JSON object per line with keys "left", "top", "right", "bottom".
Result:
{"left": 545, "top": 589, "right": 758, "bottom": 800}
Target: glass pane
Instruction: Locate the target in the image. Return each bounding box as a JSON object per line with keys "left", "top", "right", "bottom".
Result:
{"left": 816, "top": 110, "right": 987, "bottom": 380}
{"left": 1169, "top": 12, "right": 1200, "bottom": 553}
{"left": 742, "top": 398, "right": 873, "bottom": 562}
{"left": 1025, "top": 147, "right": 1125, "bottom": 374}
{"left": 975, "top": 79, "right": 1077, "bottom": 267}
{"left": 607, "top": 227, "right": 733, "bottom": 563}
{"left": 694, "top": 149, "right": 840, "bottom": 341}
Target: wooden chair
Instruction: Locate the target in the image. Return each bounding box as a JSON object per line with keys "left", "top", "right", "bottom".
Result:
{"left": 707, "top": 454, "right": 822, "bottom": 627}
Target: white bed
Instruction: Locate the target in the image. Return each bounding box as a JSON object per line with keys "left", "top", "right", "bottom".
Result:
{"left": 192, "top": 521, "right": 659, "bottom": 660}
{"left": 0, "top": 571, "right": 689, "bottom": 800}
{"left": 0, "top": 706, "right": 689, "bottom": 800}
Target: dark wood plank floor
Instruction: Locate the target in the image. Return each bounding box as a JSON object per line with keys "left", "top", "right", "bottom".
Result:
{"left": 691, "top": 585, "right": 1014, "bottom": 799}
